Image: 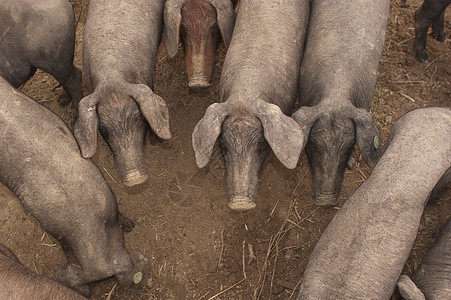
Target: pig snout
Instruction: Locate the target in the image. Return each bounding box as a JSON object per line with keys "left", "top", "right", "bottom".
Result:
{"left": 97, "top": 98, "right": 150, "bottom": 187}
{"left": 115, "top": 251, "right": 150, "bottom": 292}
{"left": 180, "top": 0, "right": 222, "bottom": 89}
{"left": 220, "top": 117, "right": 269, "bottom": 212}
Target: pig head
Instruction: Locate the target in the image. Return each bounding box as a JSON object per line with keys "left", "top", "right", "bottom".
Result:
{"left": 293, "top": 103, "right": 382, "bottom": 206}
{"left": 192, "top": 99, "right": 305, "bottom": 211}
{"left": 74, "top": 83, "right": 171, "bottom": 186}
{"left": 164, "top": 0, "right": 236, "bottom": 88}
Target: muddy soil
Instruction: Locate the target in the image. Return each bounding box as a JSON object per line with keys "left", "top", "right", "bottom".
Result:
{"left": 0, "top": 0, "right": 449, "bottom": 299}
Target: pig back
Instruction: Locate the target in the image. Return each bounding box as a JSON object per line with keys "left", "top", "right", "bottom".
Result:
{"left": 83, "top": 0, "right": 165, "bottom": 90}
{"left": 299, "top": 0, "right": 390, "bottom": 108}
{"left": 0, "top": 77, "right": 116, "bottom": 238}
{"left": 297, "top": 107, "right": 451, "bottom": 299}
{"left": 220, "top": 0, "right": 309, "bottom": 114}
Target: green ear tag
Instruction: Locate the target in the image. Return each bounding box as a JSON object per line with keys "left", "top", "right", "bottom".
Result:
{"left": 373, "top": 136, "right": 380, "bottom": 150}
{"left": 133, "top": 272, "right": 143, "bottom": 284}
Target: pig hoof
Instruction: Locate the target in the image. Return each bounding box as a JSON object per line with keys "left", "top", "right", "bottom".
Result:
{"left": 118, "top": 212, "right": 135, "bottom": 232}
{"left": 314, "top": 194, "right": 339, "bottom": 207}
{"left": 116, "top": 251, "right": 150, "bottom": 292}
{"left": 228, "top": 197, "right": 256, "bottom": 212}
{"left": 123, "top": 171, "right": 148, "bottom": 187}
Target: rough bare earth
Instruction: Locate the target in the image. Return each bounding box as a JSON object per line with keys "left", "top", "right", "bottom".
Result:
{"left": 0, "top": 0, "right": 449, "bottom": 299}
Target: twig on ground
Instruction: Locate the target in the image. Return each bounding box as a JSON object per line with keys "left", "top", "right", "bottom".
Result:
{"left": 102, "top": 166, "right": 124, "bottom": 188}
{"left": 400, "top": 92, "right": 416, "bottom": 103}
{"left": 208, "top": 277, "right": 247, "bottom": 300}
{"left": 105, "top": 282, "right": 118, "bottom": 300}
{"left": 216, "top": 229, "right": 224, "bottom": 272}
{"left": 248, "top": 243, "right": 257, "bottom": 264}
{"left": 426, "top": 53, "right": 448, "bottom": 69}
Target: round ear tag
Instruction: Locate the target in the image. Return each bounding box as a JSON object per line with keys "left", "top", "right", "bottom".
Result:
{"left": 373, "top": 136, "right": 380, "bottom": 150}
{"left": 133, "top": 272, "right": 143, "bottom": 284}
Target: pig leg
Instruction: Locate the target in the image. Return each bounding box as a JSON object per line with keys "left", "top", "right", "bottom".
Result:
{"left": 413, "top": 0, "right": 450, "bottom": 63}
{"left": 431, "top": 10, "right": 446, "bottom": 42}
{"left": 118, "top": 212, "right": 136, "bottom": 232}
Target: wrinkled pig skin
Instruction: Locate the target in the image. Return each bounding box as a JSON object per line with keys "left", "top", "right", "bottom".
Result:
{"left": 292, "top": 0, "right": 389, "bottom": 207}
{"left": 397, "top": 217, "right": 451, "bottom": 300}
{"left": 192, "top": 0, "right": 310, "bottom": 211}
{"left": 0, "top": 244, "right": 86, "bottom": 300}
{"left": 164, "top": 0, "right": 236, "bottom": 89}
{"left": 75, "top": 0, "right": 171, "bottom": 187}
{"left": 0, "top": 77, "right": 150, "bottom": 297}
{"left": 413, "top": 0, "right": 450, "bottom": 63}
{"left": 0, "top": 0, "right": 82, "bottom": 106}
{"left": 297, "top": 107, "right": 451, "bottom": 300}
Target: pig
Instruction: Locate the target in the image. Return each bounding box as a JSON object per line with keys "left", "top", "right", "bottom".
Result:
{"left": 192, "top": 0, "right": 310, "bottom": 211}
{"left": 292, "top": 0, "right": 389, "bottom": 207}
{"left": 397, "top": 217, "right": 451, "bottom": 300}
{"left": 0, "top": 0, "right": 82, "bottom": 106}
{"left": 296, "top": 107, "right": 451, "bottom": 299}
{"left": 0, "top": 76, "right": 150, "bottom": 297}
{"left": 413, "top": 0, "right": 450, "bottom": 63}
{"left": 0, "top": 243, "right": 86, "bottom": 299}
{"left": 74, "top": 0, "right": 171, "bottom": 187}
{"left": 163, "top": 0, "right": 237, "bottom": 89}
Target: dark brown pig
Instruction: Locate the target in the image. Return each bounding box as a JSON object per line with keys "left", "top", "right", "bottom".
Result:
{"left": 75, "top": 0, "right": 171, "bottom": 187}
{"left": 192, "top": 0, "right": 310, "bottom": 211}
{"left": 0, "top": 244, "right": 86, "bottom": 299}
{"left": 0, "top": 0, "right": 82, "bottom": 106}
{"left": 413, "top": 0, "right": 450, "bottom": 63}
{"left": 0, "top": 76, "right": 150, "bottom": 297}
{"left": 164, "top": 0, "right": 236, "bottom": 89}
{"left": 397, "top": 217, "right": 451, "bottom": 300}
{"left": 292, "top": 0, "right": 389, "bottom": 207}
{"left": 297, "top": 107, "right": 451, "bottom": 300}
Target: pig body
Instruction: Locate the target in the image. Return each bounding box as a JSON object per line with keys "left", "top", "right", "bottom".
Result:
{"left": 413, "top": 0, "right": 450, "bottom": 63}
{"left": 397, "top": 218, "right": 451, "bottom": 300}
{"left": 164, "top": 0, "right": 236, "bottom": 89}
{"left": 0, "top": 0, "right": 82, "bottom": 105}
{"left": 75, "top": 0, "right": 171, "bottom": 187}
{"left": 0, "top": 77, "right": 150, "bottom": 297}
{"left": 297, "top": 107, "right": 451, "bottom": 299}
{"left": 0, "top": 244, "right": 86, "bottom": 299}
{"left": 293, "top": 0, "right": 389, "bottom": 206}
{"left": 192, "top": 0, "right": 309, "bottom": 211}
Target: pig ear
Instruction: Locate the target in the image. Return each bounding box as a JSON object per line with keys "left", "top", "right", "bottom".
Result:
{"left": 292, "top": 106, "right": 321, "bottom": 149}
{"left": 208, "top": 0, "right": 236, "bottom": 48}
{"left": 163, "top": 0, "right": 185, "bottom": 57}
{"left": 396, "top": 275, "right": 425, "bottom": 300}
{"left": 74, "top": 93, "right": 101, "bottom": 158}
{"left": 192, "top": 102, "right": 230, "bottom": 168}
{"left": 352, "top": 108, "right": 382, "bottom": 168}
{"left": 255, "top": 102, "right": 305, "bottom": 169}
{"left": 128, "top": 84, "right": 171, "bottom": 140}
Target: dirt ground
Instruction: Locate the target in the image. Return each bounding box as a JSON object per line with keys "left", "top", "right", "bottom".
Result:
{"left": 0, "top": 0, "right": 449, "bottom": 299}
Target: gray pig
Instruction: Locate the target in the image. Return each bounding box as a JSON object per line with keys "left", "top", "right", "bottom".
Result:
{"left": 397, "top": 217, "right": 451, "bottom": 300}
{"left": 0, "top": 0, "right": 82, "bottom": 106}
{"left": 192, "top": 0, "right": 310, "bottom": 211}
{"left": 0, "top": 76, "right": 150, "bottom": 297}
{"left": 292, "top": 0, "right": 388, "bottom": 206}
{"left": 297, "top": 107, "right": 451, "bottom": 299}
{"left": 74, "top": 0, "right": 171, "bottom": 187}
{"left": 0, "top": 243, "right": 86, "bottom": 299}
{"left": 164, "top": 0, "right": 236, "bottom": 89}
{"left": 413, "top": 0, "right": 450, "bottom": 63}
